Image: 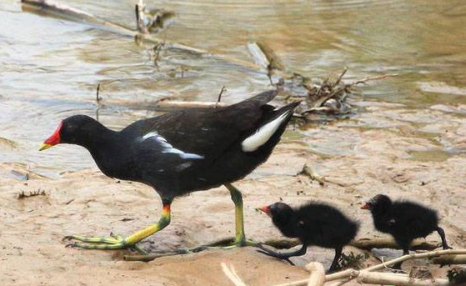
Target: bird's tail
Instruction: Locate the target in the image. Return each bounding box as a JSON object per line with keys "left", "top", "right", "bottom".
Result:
{"left": 241, "top": 101, "right": 300, "bottom": 152}
{"left": 229, "top": 90, "right": 278, "bottom": 109}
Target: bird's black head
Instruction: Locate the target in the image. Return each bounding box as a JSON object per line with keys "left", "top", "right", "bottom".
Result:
{"left": 39, "top": 115, "right": 103, "bottom": 150}
{"left": 362, "top": 194, "right": 392, "bottom": 215}
{"left": 258, "top": 202, "right": 295, "bottom": 229}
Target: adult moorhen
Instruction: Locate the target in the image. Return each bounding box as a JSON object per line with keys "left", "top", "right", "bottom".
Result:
{"left": 40, "top": 90, "right": 299, "bottom": 251}
{"left": 362, "top": 194, "right": 451, "bottom": 268}
{"left": 258, "top": 201, "right": 359, "bottom": 272}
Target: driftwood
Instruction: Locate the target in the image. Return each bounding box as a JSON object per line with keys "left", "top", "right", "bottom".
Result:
{"left": 432, "top": 255, "right": 466, "bottom": 265}
{"left": 305, "top": 263, "right": 325, "bottom": 286}
{"left": 356, "top": 271, "right": 449, "bottom": 286}
{"left": 21, "top": 0, "right": 264, "bottom": 71}
{"left": 222, "top": 249, "right": 466, "bottom": 286}
{"left": 350, "top": 237, "right": 439, "bottom": 251}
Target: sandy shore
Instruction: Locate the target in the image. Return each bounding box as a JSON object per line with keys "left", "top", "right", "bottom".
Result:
{"left": 1, "top": 101, "right": 466, "bottom": 285}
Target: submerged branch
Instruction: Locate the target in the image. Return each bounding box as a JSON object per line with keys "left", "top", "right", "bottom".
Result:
{"left": 21, "top": 0, "right": 261, "bottom": 70}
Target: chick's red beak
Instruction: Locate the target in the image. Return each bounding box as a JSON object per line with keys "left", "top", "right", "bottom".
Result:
{"left": 257, "top": 205, "right": 272, "bottom": 217}
{"left": 39, "top": 121, "right": 63, "bottom": 151}
{"left": 361, "top": 203, "right": 371, "bottom": 210}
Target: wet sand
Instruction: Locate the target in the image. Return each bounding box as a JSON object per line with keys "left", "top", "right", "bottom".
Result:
{"left": 1, "top": 102, "right": 466, "bottom": 286}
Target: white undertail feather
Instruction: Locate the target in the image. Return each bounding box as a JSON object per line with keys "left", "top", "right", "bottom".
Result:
{"left": 241, "top": 111, "right": 290, "bottom": 152}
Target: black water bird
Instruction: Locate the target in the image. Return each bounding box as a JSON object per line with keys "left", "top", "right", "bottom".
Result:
{"left": 362, "top": 194, "right": 451, "bottom": 268}
{"left": 258, "top": 202, "right": 359, "bottom": 271}
{"left": 39, "top": 90, "right": 299, "bottom": 251}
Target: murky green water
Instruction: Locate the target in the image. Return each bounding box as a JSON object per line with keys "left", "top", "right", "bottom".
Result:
{"left": 1, "top": 0, "right": 466, "bottom": 177}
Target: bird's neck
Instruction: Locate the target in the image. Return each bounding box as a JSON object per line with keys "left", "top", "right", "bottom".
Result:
{"left": 79, "top": 123, "right": 120, "bottom": 153}
{"left": 79, "top": 124, "right": 124, "bottom": 177}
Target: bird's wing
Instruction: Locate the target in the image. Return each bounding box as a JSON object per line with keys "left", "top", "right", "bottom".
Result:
{"left": 132, "top": 90, "right": 283, "bottom": 161}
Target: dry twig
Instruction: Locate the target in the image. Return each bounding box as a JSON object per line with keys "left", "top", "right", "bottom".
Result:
{"left": 217, "top": 86, "right": 226, "bottom": 107}
{"left": 305, "top": 263, "right": 325, "bottom": 286}
{"left": 222, "top": 249, "right": 466, "bottom": 286}
{"left": 221, "top": 263, "right": 249, "bottom": 286}
{"left": 18, "top": 189, "right": 47, "bottom": 199}
{"left": 298, "top": 164, "right": 325, "bottom": 186}
{"left": 350, "top": 237, "right": 439, "bottom": 251}
{"left": 432, "top": 255, "right": 466, "bottom": 265}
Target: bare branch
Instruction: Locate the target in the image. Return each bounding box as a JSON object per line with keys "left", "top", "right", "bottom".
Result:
{"left": 224, "top": 249, "right": 466, "bottom": 286}
{"left": 221, "top": 263, "right": 249, "bottom": 286}
{"left": 349, "top": 74, "right": 398, "bottom": 86}
{"left": 305, "top": 263, "right": 325, "bottom": 286}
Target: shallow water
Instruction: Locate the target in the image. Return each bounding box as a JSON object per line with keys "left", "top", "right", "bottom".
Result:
{"left": 1, "top": 0, "right": 466, "bottom": 177}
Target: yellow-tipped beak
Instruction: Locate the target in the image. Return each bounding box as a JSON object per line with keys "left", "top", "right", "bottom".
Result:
{"left": 39, "top": 143, "right": 53, "bottom": 151}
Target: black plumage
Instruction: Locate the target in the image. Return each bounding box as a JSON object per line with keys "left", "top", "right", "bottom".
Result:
{"left": 258, "top": 202, "right": 359, "bottom": 272}
{"left": 40, "top": 90, "right": 300, "bottom": 250}
{"left": 362, "top": 194, "right": 451, "bottom": 267}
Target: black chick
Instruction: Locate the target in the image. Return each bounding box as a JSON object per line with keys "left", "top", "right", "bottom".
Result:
{"left": 362, "top": 194, "right": 451, "bottom": 267}
{"left": 258, "top": 202, "right": 359, "bottom": 272}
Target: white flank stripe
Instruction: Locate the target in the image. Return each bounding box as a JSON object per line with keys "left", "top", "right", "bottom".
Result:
{"left": 241, "top": 111, "right": 289, "bottom": 152}
{"left": 140, "top": 132, "right": 204, "bottom": 159}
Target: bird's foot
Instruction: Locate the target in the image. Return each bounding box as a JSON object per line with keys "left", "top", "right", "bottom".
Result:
{"left": 63, "top": 233, "right": 147, "bottom": 254}
{"left": 222, "top": 238, "right": 259, "bottom": 249}
{"left": 255, "top": 244, "right": 295, "bottom": 265}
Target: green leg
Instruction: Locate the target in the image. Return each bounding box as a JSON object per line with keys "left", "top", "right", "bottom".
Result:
{"left": 123, "top": 185, "right": 258, "bottom": 260}
{"left": 64, "top": 201, "right": 171, "bottom": 252}
{"left": 224, "top": 183, "right": 257, "bottom": 248}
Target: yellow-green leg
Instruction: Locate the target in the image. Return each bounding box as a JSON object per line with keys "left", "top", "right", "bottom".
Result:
{"left": 224, "top": 183, "right": 257, "bottom": 248}
{"left": 64, "top": 201, "right": 172, "bottom": 252}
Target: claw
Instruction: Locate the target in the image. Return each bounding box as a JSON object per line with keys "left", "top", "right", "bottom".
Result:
{"left": 65, "top": 242, "right": 78, "bottom": 248}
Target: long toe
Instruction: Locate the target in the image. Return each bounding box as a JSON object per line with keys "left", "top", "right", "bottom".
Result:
{"left": 63, "top": 234, "right": 131, "bottom": 250}
{"left": 63, "top": 234, "right": 124, "bottom": 244}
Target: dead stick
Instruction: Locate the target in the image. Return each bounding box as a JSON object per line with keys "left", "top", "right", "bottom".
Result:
{"left": 217, "top": 86, "right": 226, "bottom": 106}
{"left": 364, "top": 249, "right": 466, "bottom": 272}
{"left": 349, "top": 237, "right": 439, "bottom": 251}
{"left": 247, "top": 42, "right": 270, "bottom": 70}
{"left": 333, "top": 68, "right": 347, "bottom": 87}
{"left": 325, "top": 279, "right": 351, "bottom": 286}
{"left": 431, "top": 254, "right": 466, "bottom": 265}
{"left": 305, "top": 263, "right": 325, "bottom": 286}
{"left": 356, "top": 271, "right": 449, "bottom": 286}
{"left": 299, "top": 164, "right": 325, "bottom": 186}
{"left": 96, "top": 83, "right": 101, "bottom": 104}
{"left": 261, "top": 249, "right": 466, "bottom": 286}
{"left": 21, "top": 0, "right": 263, "bottom": 71}
{"left": 221, "top": 263, "right": 250, "bottom": 286}
{"left": 22, "top": 0, "right": 132, "bottom": 35}
{"left": 349, "top": 74, "right": 398, "bottom": 86}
